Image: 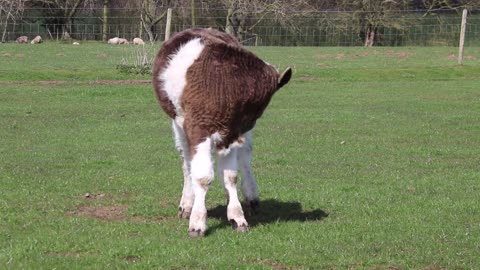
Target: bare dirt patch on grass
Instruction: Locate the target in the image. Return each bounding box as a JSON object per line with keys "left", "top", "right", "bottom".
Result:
{"left": 442, "top": 53, "right": 457, "bottom": 61}
{"left": 315, "top": 53, "right": 333, "bottom": 59}
{"left": 73, "top": 205, "right": 129, "bottom": 221}
{"left": 295, "top": 76, "right": 317, "bottom": 81}
{"left": 91, "top": 80, "right": 151, "bottom": 85}
{"left": 68, "top": 192, "right": 173, "bottom": 223}
{"left": 383, "top": 50, "right": 415, "bottom": 59}
{"left": 440, "top": 53, "right": 476, "bottom": 61}
{"left": 0, "top": 81, "right": 66, "bottom": 86}
{"left": 424, "top": 263, "right": 448, "bottom": 270}
{"left": 83, "top": 192, "right": 107, "bottom": 200}
{"left": 242, "top": 258, "right": 290, "bottom": 270}
{"left": 1, "top": 53, "right": 25, "bottom": 58}
{"left": 396, "top": 52, "right": 409, "bottom": 59}
{"left": 70, "top": 204, "right": 173, "bottom": 223}
{"left": 258, "top": 259, "right": 289, "bottom": 270}
{"left": 46, "top": 250, "right": 93, "bottom": 258}
{"left": 123, "top": 255, "right": 141, "bottom": 263}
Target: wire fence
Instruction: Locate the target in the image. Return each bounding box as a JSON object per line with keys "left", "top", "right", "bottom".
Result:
{"left": 1, "top": 8, "right": 480, "bottom": 47}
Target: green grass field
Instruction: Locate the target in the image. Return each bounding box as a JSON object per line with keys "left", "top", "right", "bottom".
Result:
{"left": 1, "top": 42, "right": 480, "bottom": 269}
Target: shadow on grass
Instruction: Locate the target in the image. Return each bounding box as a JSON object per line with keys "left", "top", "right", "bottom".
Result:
{"left": 207, "top": 199, "right": 328, "bottom": 234}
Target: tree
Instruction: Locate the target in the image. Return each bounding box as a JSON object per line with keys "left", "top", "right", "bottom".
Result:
{"left": 217, "top": 0, "right": 315, "bottom": 41}
{"left": 141, "top": 0, "right": 165, "bottom": 42}
{"left": 336, "top": 0, "right": 410, "bottom": 47}
{"left": 420, "top": 0, "right": 480, "bottom": 12}
{"left": 139, "top": 0, "right": 178, "bottom": 42}
{"left": 0, "top": 0, "right": 26, "bottom": 42}
{"left": 32, "top": 0, "right": 95, "bottom": 39}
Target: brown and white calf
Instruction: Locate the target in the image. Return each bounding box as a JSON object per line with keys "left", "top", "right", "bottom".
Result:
{"left": 152, "top": 28, "right": 291, "bottom": 237}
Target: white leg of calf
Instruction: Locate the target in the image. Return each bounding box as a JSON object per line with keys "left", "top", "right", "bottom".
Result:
{"left": 188, "top": 137, "right": 214, "bottom": 237}
{"left": 179, "top": 158, "right": 193, "bottom": 218}
{"left": 172, "top": 120, "right": 193, "bottom": 219}
{"left": 238, "top": 131, "right": 259, "bottom": 212}
{"left": 218, "top": 148, "right": 249, "bottom": 232}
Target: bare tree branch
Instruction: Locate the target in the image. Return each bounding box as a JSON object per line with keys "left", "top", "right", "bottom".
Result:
{"left": 0, "top": 0, "right": 26, "bottom": 42}
{"left": 218, "top": 0, "right": 316, "bottom": 41}
{"left": 335, "top": 0, "right": 410, "bottom": 46}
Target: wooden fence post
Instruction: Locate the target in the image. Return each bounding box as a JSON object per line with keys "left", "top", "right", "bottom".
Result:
{"left": 458, "top": 9, "right": 468, "bottom": 65}
{"left": 165, "top": 8, "right": 172, "bottom": 41}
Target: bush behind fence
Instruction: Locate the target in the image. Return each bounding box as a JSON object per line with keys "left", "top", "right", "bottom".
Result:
{"left": 2, "top": 8, "right": 480, "bottom": 46}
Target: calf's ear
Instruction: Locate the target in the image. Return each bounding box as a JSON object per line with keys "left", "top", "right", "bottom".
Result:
{"left": 278, "top": 67, "right": 292, "bottom": 89}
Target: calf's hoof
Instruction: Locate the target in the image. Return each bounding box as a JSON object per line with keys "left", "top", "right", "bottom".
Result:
{"left": 177, "top": 207, "right": 191, "bottom": 219}
{"left": 230, "top": 219, "right": 249, "bottom": 233}
{"left": 245, "top": 199, "right": 260, "bottom": 216}
{"left": 188, "top": 228, "right": 205, "bottom": 238}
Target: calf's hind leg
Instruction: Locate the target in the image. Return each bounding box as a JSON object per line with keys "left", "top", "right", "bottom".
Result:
{"left": 218, "top": 148, "right": 249, "bottom": 232}
{"left": 188, "top": 136, "right": 215, "bottom": 237}
{"left": 172, "top": 120, "right": 193, "bottom": 219}
{"left": 238, "top": 131, "right": 260, "bottom": 214}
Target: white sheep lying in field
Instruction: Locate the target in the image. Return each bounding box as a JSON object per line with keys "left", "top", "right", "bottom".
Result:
{"left": 152, "top": 28, "right": 292, "bottom": 237}
{"left": 133, "top": 37, "right": 145, "bottom": 45}
{"left": 107, "top": 37, "right": 119, "bottom": 44}
{"left": 108, "top": 37, "right": 129, "bottom": 45}
{"left": 118, "top": 38, "right": 129, "bottom": 45}
{"left": 31, "top": 36, "right": 42, "bottom": 44}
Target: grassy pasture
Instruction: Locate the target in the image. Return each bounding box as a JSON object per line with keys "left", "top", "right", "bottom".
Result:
{"left": 1, "top": 42, "right": 480, "bottom": 269}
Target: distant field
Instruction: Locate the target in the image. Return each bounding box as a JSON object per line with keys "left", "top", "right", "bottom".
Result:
{"left": 1, "top": 41, "right": 480, "bottom": 81}
{"left": 1, "top": 42, "right": 479, "bottom": 269}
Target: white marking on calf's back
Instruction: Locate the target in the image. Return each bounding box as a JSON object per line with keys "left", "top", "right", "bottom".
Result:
{"left": 159, "top": 38, "right": 205, "bottom": 116}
